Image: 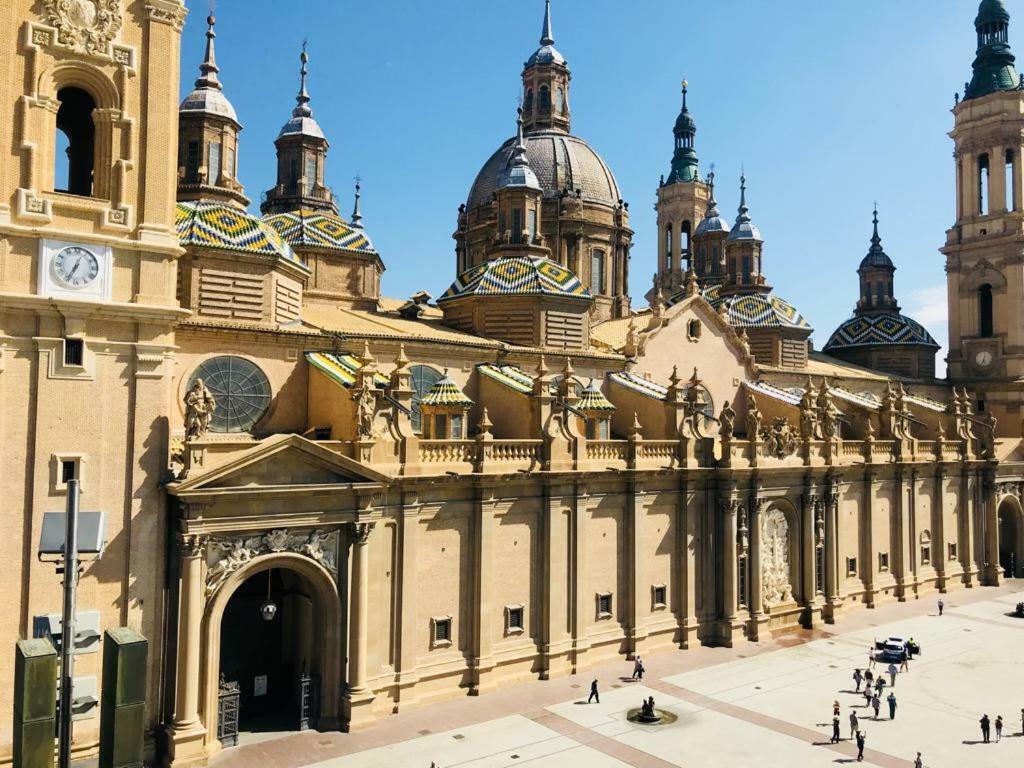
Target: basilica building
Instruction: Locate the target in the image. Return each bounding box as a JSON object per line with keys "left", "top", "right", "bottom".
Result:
{"left": 1, "top": 1, "right": 1023, "bottom": 766}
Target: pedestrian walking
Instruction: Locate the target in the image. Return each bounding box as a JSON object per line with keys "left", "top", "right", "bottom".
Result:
{"left": 872, "top": 694, "right": 881, "bottom": 719}
{"left": 914, "top": 752, "right": 923, "bottom": 768}
{"left": 632, "top": 656, "right": 642, "bottom": 680}
{"left": 853, "top": 668, "right": 863, "bottom": 691}
{"left": 831, "top": 715, "right": 841, "bottom": 744}
{"left": 900, "top": 654, "right": 910, "bottom": 673}
{"left": 588, "top": 679, "right": 600, "bottom": 704}
{"left": 856, "top": 730, "right": 866, "bottom": 762}
{"left": 868, "top": 648, "right": 877, "bottom": 669}
{"left": 834, "top": 700, "right": 841, "bottom": 718}
{"left": 996, "top": 715, "right": 1003, "bottom": 742}
{"left": 863, "top": 686, "right": 873, "bottom": 707}
{"left": 636, "top": 661, "right": 645, "bottom": 681}
{"left": 887, "top": 692, "right": 897, "bottom": 720}
{"left": 875, "top": 677, "right": 885, "bottom": 695}
{"left": 980, "top": 713, "right": 991, "bottom": 743}
{"left": 849, "top": 710, "right": 859, "bottom": 740}
{"left": 887, "top": 663, "right": 898, "bottom": 686}
{"left": 865, "top": 668, "right": 874, "bottom": 687}
{"left": 937, "top": 598, "right": 944, "bottom": 616}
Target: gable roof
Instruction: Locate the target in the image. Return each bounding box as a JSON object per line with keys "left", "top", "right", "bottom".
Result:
{"left": 306, "top": 351, "right": 390, "bottom": 389}
{"left": 477, "top": 363, "right": 535, "bottom": 394}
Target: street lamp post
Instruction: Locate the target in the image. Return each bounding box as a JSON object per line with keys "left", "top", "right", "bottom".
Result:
{"left": 58, "top": 477, "right": 80, "bottom": 768}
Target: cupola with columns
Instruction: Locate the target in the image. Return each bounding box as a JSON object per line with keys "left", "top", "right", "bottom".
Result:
{"left": 692, "top": 170, "right": 730, "bottom": 281}
{"left": 522, "top": 0, "right": 571, "bottom": 134}
{"left": 177, "top": 15, "right": 248, "bottom": 206}
{"left": 721, "top": 174, "right": 768, "bottom": 295}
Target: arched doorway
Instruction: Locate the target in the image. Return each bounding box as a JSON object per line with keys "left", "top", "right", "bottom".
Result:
{"left": 200, "top": 553, "right": 342, "bottom": 753}
{"left": 998, "top": 497, "right": 1023, "bottom": 578}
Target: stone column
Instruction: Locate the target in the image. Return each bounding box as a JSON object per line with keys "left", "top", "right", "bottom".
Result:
{"left": 862, "top": 470, "right": 876, "bottom": 605}
{"left": 748, "top": 501, "right": 764, "bottom": 638}
{"left": 167, "top": 533, "right": 207, "bottom": 766}
{"left": 721, "top": 498, "right": 742, "bottom": 645}
{"left": 961, "top": 469, "right": 977, "bottom": 586}
{"left": 824, "top": 493, "right": 839, "bottom": 622}
{"left": 470, "top": 486, "right": 496, "bottom": 694}
{"left": 572, "top": 482, "right": 590, "bottom": 668}
{"left": 396, "top": 495, "right": 420, "bottom": 703}
{"left": 983, "top": 473, "right": 1001, "bottom": 586}
{"left": 933, "top": 468, "right": 947, "bottom": 591}
{"left": 801, "top": 487, "right": 823, "bottom": 627}
{"left": 540, "top": 481, "right": 571, "bottom": 678}
{"left": 345, "top": 521, "right": 375, "bottom": 729}
{"left": 991, "top": 145, "right": 1008, "bottom": 213}
{"left": 626, "top": 478, "right": 648, "bottom": 658}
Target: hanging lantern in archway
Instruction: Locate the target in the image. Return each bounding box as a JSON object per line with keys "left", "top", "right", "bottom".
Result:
{"left": 260, "top": 569, "right": 278, "bottom": 622}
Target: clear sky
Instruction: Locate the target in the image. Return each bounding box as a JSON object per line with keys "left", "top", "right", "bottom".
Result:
{"left": 181, "top": 1, "right": 995, "bottom": 366}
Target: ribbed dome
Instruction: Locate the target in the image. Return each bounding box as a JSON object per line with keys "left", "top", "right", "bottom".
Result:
{"left": 467, "top": 130, "right": 621, "bottom": 210}
{"left": 526, "top": 44, "right": 566, "bottom": 67}
{"left": 180, "top": 87, "right": 238, "bottom": 123}
{"left": 438, "top": 255, "right": 590, "bottom": 302}
{"left": 977, "top": 0, "right": 1010, "bottom": 25}
{"left": 673, "top": 283, "right": 811, "bottom": 330}
{"left": 824, "top": 313, "right": 939, "bottom": 351}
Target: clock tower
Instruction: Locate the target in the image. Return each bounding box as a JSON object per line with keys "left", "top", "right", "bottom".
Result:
{"left": 943, "top": 0, "right": 1024, "bottom": 433}
{"left": 0, "top": 0, "right": 187, "bottom": 758}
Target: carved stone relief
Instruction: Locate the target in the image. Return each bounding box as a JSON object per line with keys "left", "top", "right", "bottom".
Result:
{"left": 42, "top": 0, "right": 123, "bottom": 55}
{"left": 205, "top": 528, "right": 339, "bottom": 597}
{"left": 760, "top": 417, "right": 799, "bottom": 458}
{"left": 761, "top": 508, "right": 794, "bottom": 607}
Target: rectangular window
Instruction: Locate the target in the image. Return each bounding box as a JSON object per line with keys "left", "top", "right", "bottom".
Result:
{"left": 432, "top": 616, "right": 452, "bottom": 645}
{"left": 61, "top": 459, "right": 77, "bottom": 484}
{"left": 742, "top": 255, "right": 751, "bottom": 283}
{"left": 738, "top": 556, "right": 748, "bottom": 608}
{"left": 224, "top": 148, "right": 235, "bottom": 179}
{"left": 598, "top": 419, "right": 609, "bottom": 439}
{"left": 846, "top": 556, "right": 857, "bottom": 577}
{"left": 305, "top": 156, "right": 317, "bottom": 192}
{"left": 948, "top": 542, "right": 958, "bottom": 560}
{"left": 54, "top": 453, "right": 84, "bottom": 492}
{"left": 64, "top": 338, "right": 84, "bottom": 367}
{"left": 506, "top": 605, "right": 524, "bottom": 634}
{"left": 289, "top": 159, "right": 299, "bottom": 187}
{"left": 597, "top": 592, "right": 612, "bottom": 618}
{"left": 878, "top": 552, "right": 890, "bottom": 572}
{"left": 528, "top": 208, "right": 537, "bottom": 243}
{"left": 979, "top": 153, "right": 990, "bottom": 215}
{"left": 652, "top": 585, "right": 667, "bottom": 609}
{"left": 585, "top": 419, "right": 597, "bottom": 440}
{"left": 208, "top": 141, "right": 222, "bottom": 184}
{"left": 186, "top": 141, "right": 200, "bottom": 182}
{"left": 433, "top": 414, "right": 447, "bottom": 439}
{"left": 921, "top": 545, "right": 931, "bottom": 565}
{"left": 591, "top": 250, "right": 606, "bottom": 293}
{"left": 511, "top": 208, "right": 523, "bottom": 243}
{"left": 451, "top": 414, "right": 463, "bottom": 439}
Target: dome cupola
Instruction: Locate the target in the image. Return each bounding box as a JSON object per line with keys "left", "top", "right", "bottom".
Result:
{"left": 665, "top": 81, "right": 699, "bottom": 185}
{"left": 522, "top": 0, "right": 571, "bottom": 134}
{"left": 965, "top": 0, "right": 1021, "bottom": 99}
{"left": 727, "top": 174, "right": 761, "bottom": 242}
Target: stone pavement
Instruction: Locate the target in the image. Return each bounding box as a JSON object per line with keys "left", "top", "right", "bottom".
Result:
{"left": 211, "top": 583, "right": 1024, "bottom": 768}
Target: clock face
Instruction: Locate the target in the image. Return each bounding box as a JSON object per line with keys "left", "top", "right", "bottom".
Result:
{"left": 53, "top": 246, "right": 99, "bottom": 288}
{"left": 975, "top": 349, "right": 994, "bottom": 368}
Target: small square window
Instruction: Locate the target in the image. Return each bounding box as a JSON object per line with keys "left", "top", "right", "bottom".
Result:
{"left": 64, "top": 338, "right": 84, "bottom": 367}
{"left": 505, "top": 605, "right": 524, "bottom": 634}
{"left": 431, "top": 616, "right": 452, "bottom": 647}
{"left": 846, "top": 557, "right": 858, "bottom": 577}
{"left": 687, "top": 319, "right": 702, "bottom": 340}
{"left": 53, "top": 453, "right": 84, "bottom": 492}
{"left": 597, "top": 592, "right": 612, "bottom": 618}
{"left": 878, "top": 552, "right": 890, "bottom": 572}
{"left": 948, "top": 542, "right": 958, "bottom": 560}
{"left": 433, "top": 414, "right": 447, "bottom": 439}
{"left": 921, "top": 546, "right": 931, "bottom": 566}
{"left": 652, "top": 585, "right": 667, "bottom": 609}
{"left": 451, "top": 415, "right": 464, "bottom": 439}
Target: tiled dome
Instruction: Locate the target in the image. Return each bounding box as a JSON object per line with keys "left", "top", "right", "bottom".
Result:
{"left": 824, "top": 313, "right": 939, "bottom": 351}
{"left": 438, "top": 255, "right": 590, "bottom": 302}
{"left": 176, "top": 201, "right": 298, "bottom": 262}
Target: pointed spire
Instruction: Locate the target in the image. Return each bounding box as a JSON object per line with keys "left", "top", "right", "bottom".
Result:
{"left": 666, "top": 79, "right": 699, "bottom": 184}
{"left": 498, "top": 108, "right": 541, "bottom": 190}
{"left": 293, "top": 41, "right": 312, "bottom": 118}
{"left": 727, "top": 171, "right": 761, "bottom": 241}
{"left": 195, "top": 14, "right": 222, "bottom": 90}
{"left": 540, "top": 0, "right": 555, "bottom": 46}
{"left": 351, "top": 175, "right": 363, "bottom": 229}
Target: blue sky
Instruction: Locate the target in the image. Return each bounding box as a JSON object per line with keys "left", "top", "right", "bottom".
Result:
{"left": 182, "top": 1, "right": 992, "bottom": 363}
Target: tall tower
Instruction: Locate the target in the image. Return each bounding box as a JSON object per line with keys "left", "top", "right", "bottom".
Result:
{"left": 653, "top": 81, "right": 708, "bottom": 298}
{"left": 521, "top": 0, "right": 571, "bottom": 134}
{"left": 260, "top": 45, "right": 337, "bottom": 215}
{"left": 0, "top": 0, "right": 187, "bottom": 759}
{"left": 943, "top": 0, "right": 1024, "bottom": 430}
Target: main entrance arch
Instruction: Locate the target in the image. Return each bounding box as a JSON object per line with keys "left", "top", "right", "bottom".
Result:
{"left": 998, "top": 495, "right": 1023, "bottom": 578}
{"left": 200, "top": 553, "right": 342, "bottom": 752}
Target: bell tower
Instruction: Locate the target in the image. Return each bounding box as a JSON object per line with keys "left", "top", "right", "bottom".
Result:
{"left": 943, "top": 0, "right": 1024, "bottom": 431}
{"left": 521, "top": 0, "right": 571, "bottom": 134}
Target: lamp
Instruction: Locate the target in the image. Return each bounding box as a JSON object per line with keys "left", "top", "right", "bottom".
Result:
{"left": 259, "top": 569, "right": 277, "bottom": 622}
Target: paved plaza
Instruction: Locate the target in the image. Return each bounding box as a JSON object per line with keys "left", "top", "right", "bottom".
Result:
{"left": 213, "top": 585, "right": 1024, "bottom": 768}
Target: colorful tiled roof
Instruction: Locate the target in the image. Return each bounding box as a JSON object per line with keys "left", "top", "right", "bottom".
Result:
{"left": 439, "top": 256, "right": 590, "bottom": 302}
{"left": 176, "top": 200, "right": 300, "bottom": 262}
{"left": 262, "top": 210, "right": 377, "bottom": 254}
{"left": 477, "top": 363, "right": 535, "bottom": 394}
{"left": 306, "top": 351, "right": 389, "bottom": 389}
{"left": 743, "top": 379, "right": 802, "bottom": 406}
{"left": 421, "top": 373, "right": 474, "bottom": 407}
{"left": 824, "top": 313, "right": 939, "bottom": 351}
{"left": 712, "top": 293, "right": 811, "bottom": 330}
{"left": 577, "top": 381, "right": 615, "bottom": 412}
{"left": 608, "top": 371, "right": 668, "bottom": 400}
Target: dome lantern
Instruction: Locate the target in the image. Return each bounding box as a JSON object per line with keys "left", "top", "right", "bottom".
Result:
{"left": 965, "top": 0, "right": 1021, "bottom": 99}
{"left": 522, "top": 0, "right": 571, "bottom": 134}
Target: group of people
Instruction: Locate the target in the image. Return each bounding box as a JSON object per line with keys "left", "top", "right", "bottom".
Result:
{"left": 978, "top": 713, "right": 1008, "bottom": 743}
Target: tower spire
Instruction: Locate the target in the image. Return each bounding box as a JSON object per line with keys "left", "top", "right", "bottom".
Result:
{"left": 351, "top": 175, "right": 363, "bottom": 229}
{"left": 540, "top": 0, "right": 554, "bottom": 46}
{"left": 195, "top": 14, "right": 222, "bottom": 90}
{"left": 856, "top": 204, "right": 897, "bottom": 314}
{"left": 666, "top": 79, "right": 699, "bottom": 184}
{"left": 294, "top": 41, "right": 312, "bottom": 118}
{"left": 965, "top": 0, "right": 1020, "bottom": 99}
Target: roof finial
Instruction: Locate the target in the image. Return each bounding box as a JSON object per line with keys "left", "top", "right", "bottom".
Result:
{"left": 351, "top": 174, "right": 363, "bottom": 229}
{"left": 738, "top": 170, "right": 749, "bottom": 220}
{"left": 540, "top": 0, "right": 555, "bottom": 46}
{"left": 681, "top": 78, "right": 688, "bottom": 110}
{"left": 872, "top": 202, "right": 880, "bottom": 243}
{"left": 293, "top": 40, "right": 312, "bottom": 118}
{"left": 195, "top": 14, "right": 222, "bottom": 90}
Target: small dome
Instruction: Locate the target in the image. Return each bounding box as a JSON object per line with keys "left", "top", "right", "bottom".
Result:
{"left": 438, "top": 255, "right": 590, "bottom": 302}
{"left": 577, "top": 380, "right": 615, "bottom": 412}
{"left": 263, "top": 210, "right": 376, "bottom": 254}
{"left": 977, "top": 0, "right": 1010, "bottom": 26}
{"left": 277, "top": 114, "right": 325, "bottom": 140}
{"left": 824, "top": 313, "right": 939, "bottom": 351}
{"left": 176, "top": 200, "right": 300, "bottom": 264}
{"left": 526, "top": 44, "right": 567, "bottom": 67}
{"left": 421, "top": 373, "right": 474, "bottom": 408}
{"left": 695, "top": 186, "right": 729, "bottom": 237}
{"left": 707, "top": 290, "right": 811, "bottom": 330}
{"left": 674, "top": 109, "right": 696, "bottom": 135}
{"left": 727, "top": 175, "right": 761, "bottom": 241}
{"left": 180, "top": 87, "right": 238, "bottom": 123}
{"left": 467, "top": 131, "right": 621, "bottom": 210}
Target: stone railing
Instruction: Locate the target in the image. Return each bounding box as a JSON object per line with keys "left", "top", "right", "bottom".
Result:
{"left": 419, "top": 440, "right": 476, "bottom": 465}
{"left": 586, "top": 440, "right": 630, "bottom": 463}
{"left": 638, "top": 440, "right": 679, "bottom": 467}
{"left": 869, "top": 440, "right": 896, "bottom": 461}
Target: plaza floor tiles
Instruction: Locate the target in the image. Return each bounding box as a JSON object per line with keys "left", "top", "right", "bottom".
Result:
{"left": 546, "top": 685, "right": 832, "bottom": 768}
{"left": 300, "top": 714, "right": 632, "bottom": 768}
{"left": 661, "top": 590, "right": 1024, "bottom": 768}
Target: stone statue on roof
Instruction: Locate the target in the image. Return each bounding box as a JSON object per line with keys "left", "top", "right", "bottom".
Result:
{"left": 184, "top": 378, "right": 216, "bottom": 440}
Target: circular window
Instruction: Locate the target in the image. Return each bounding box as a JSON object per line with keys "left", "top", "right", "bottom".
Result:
{"left": 410, "top": 364, "right": 442, "bottom": 434}
{"left": 187, "top": 356, "right": 271, "bottom": 433}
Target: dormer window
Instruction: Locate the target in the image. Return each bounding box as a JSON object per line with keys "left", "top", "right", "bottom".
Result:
{"left": 585, "top": 417, "right": 610, "bottom": 440}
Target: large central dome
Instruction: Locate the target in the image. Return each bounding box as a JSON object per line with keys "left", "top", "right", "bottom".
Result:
{"left": 466, "top": 130, "right": 621, "bottom": 210}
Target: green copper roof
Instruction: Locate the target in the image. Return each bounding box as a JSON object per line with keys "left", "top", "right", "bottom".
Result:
{"left": 665, "top": 84, "right": 699, "bottom": 185}
{"left": 965, "top": 0, "right": 1021, "bottom": 100}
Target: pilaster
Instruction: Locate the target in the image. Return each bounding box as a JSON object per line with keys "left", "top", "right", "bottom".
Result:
{"left": 469, "top": 484, "right": 497, "bottom": 695}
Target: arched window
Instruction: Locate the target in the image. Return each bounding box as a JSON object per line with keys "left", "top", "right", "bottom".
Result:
{"left": 188, "top": 356, "right": 272, "bottom": 433}
{"left": 1006, "top": 149, "right": 1016, "bottom": 212}
{"left": 979, "top": 153, "right": 990, "bottom": 215}
{"left": 555, "top": 87, "right": 565, "bottom": 114}
{"left": 55, "top": 87, "right": 96, "bottom": 196}
{"left": 591, "top": 249, "right": 606, "bottom": 293}
{"left": 539, "top": 85, "right": 550, "bottom": 113}
{"left": 681, "top": 221, "right": 691, "bottom": 263}
{"left": 524, "top": 89, "right": 534, "bottom": 115}
{"left": 410, "top": 364, "right": 442, "bottom": 434}
{"left": 979, "top": 283, "right": 994, "bottom": 337}
{"left": 664, "top": 224, "right": 673, "bottom": 270}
